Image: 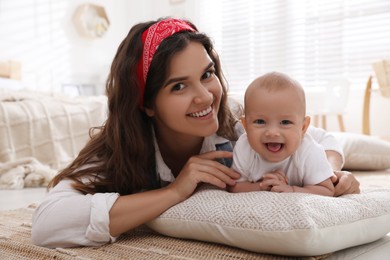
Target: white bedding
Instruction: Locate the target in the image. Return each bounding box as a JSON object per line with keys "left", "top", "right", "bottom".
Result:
{"left": 0, "top": 91, "right": 107, "bottom": 188}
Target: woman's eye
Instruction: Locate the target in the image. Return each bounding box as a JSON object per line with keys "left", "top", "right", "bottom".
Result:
{"left": 254, "top": 119, "right": 265, "bottom": 125}
{"left": 201, "top": 70, "right": 215, "bottom": 80}
{"left": 280, "top": 120, "right": 292, "bottom": 125}
{"left": 171, "top": 83, "right": 185, "bottom": 92}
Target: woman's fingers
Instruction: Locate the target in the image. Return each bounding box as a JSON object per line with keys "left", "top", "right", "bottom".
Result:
{"left": 333, "top": 171, "right": 360, "bottom": 196}
{"left": 194, "top": 171, "right": 228, "bottom": 188}
{"left": 334, "top": 171, "right": 360, "bottom": 196}
{"left": 170, "top": 151, "right": 241, "bottom": 199}
{"left": 196, "top": 150, "right": 233, "bottom": 160}
{"left": 191, "top": 151, "right": 240, "bottom": 180}
{"left": 185, "top": 159, "right": 238, "bottom": 186}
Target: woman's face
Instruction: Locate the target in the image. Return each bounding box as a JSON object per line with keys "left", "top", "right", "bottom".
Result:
{"left": 145, "top": 41, "right": 222, "bottom": 139}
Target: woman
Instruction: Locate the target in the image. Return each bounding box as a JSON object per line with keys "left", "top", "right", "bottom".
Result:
{"left": 32, "top": 18, "right": 359, "bottom": 248}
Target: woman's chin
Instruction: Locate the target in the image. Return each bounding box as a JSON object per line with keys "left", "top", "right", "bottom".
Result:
{"left": 199, "top": 122, "right": 219, "bottom": 137}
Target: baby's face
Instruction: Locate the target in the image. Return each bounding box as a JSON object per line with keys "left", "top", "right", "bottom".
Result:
{"left": 244, "top": 86, "right": 309, "bottom": 162}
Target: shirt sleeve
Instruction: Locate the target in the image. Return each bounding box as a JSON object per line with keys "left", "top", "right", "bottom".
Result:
{"left": 306, "top": 125, "right": 344, "bottom": 160}
{"left": 297, "top": 136, "right": 335, "bottom": 185}
{"left": 232, "top": 134, "right": 252, "bottom": 182}
{"left": 32, "top": 179, "right": 120, "bottom": 248}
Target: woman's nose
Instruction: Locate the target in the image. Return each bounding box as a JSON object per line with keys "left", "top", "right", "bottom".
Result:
{"left": 193, "top": 83, "right": 212, "bottom": 104}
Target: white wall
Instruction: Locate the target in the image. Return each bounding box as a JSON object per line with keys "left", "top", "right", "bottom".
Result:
{"left": 0, "top": 0, "right": 200, "bottom": 92}
{"left": 316, "top": 89, "right": 389, "bottom": 137}
{"left": 0, "top": 0, "right": 388, "bottom": 136}
{"left": 343, "top": 89, "right": 389, "bottom": 138}
{"left": 0, "top": 0, "right": 145, "bottom": 93}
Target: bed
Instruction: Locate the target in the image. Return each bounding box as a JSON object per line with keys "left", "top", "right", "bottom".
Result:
{"left": 1, "top": 67, "right": 390, "bottom": 259}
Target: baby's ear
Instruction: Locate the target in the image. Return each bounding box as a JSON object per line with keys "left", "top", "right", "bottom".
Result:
{"left": 302, "top": 116, "right": 311, "bottom": 135}
{"left": 240, "top": 116, "right": 247, "bottom": 131}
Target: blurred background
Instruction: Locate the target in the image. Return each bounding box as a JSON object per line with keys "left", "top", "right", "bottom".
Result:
{"left": 0, "top": 0, "right": 389, "bottom": 137}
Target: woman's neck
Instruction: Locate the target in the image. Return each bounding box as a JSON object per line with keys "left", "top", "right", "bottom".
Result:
{"left": 156, "top": 132, "right": 204, "bottom": 177}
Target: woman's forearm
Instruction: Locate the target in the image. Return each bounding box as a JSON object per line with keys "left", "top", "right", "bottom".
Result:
{"left": 109, "top": 186, "right": 182, "bottom": 237}
{"left": 325, "top": 150, "right": 344, "bottom": 171}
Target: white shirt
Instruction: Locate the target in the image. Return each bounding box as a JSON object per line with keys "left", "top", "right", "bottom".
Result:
{"left": 32, "top": 124, "right": 342, "bottom": 248}
{"left": 232, "top": 133, "right": 334, "bottom": 186}
{"left": 31, "top": 131, "right": 238, "bottom": 248}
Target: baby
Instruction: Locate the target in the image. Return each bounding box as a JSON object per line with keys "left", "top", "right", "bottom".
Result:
{"left": 228, "top": 72, "right": 335, "bottom": 196}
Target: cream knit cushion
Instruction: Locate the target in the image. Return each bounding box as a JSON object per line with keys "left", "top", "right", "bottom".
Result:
{"left": 147, "top": 185, "right": 390, "bottom": 256}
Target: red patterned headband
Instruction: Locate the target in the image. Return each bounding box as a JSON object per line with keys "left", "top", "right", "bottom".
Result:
{"left": 136, "top": 18, "right": 196, "bottom": 106}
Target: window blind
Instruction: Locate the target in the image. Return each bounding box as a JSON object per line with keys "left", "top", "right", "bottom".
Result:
{"left": 0, "top": 0, "right": 71, "bottom": 91}
{"left": 198, "top": 0, "right": 390, "bottom": 93}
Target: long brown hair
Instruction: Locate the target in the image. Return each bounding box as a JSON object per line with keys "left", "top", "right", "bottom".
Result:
{"left": 48, "top": 18, "right": 239, "bottom": 195}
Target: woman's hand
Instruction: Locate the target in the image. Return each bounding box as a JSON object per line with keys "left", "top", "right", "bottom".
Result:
{"left": 325, "top": 150, "right": 360, "bottom": 196}
{"left": 331, "top": 170, "right": 360, "bottom": 196}
{"left": 168, "top": 151, "right": 240, "bottom": 201}
{"left": 109, "top": 151, "right": 238, "bottom": 237}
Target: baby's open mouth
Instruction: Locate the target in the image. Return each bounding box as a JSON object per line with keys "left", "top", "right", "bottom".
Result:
{"left": 266, "top": 143, "right": 283, "bottom": 152}
{"left": 187, "top": 106, "right": 212, "bottom": 118}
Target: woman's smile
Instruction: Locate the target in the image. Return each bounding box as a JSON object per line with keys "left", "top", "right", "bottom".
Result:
{"left": 187, "top": 105, "right": 213, "bottom": 118}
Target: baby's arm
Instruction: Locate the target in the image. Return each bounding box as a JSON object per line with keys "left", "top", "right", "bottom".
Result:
{"left": 227, "top": 181, "right": 266, "bottom": 193}
{"left": 271, "top": 178, "right": 335, "bottom": 196}
{"left": 268, "top": 134, "right": 336, "bottom": 196}
{"left": 228, "top": 170, "right": 288, "bottom": 193}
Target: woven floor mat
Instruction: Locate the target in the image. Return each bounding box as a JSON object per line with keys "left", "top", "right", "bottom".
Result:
{"left": 0, "top": 204, "right": 331, "bottom": 260}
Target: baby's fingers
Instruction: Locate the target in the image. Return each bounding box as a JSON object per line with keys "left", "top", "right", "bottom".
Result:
{"left": 263, "top": 173, "right": 288, "bottom": 184}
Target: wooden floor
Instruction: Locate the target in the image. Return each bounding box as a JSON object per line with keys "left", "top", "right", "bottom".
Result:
{"left": 354, "top": 169, "right": 390, "bottom": 189}
{"left": 0, "top": 187, "right": 47, "bottom": 210}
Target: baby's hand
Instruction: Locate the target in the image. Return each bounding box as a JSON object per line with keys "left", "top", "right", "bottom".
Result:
{"left": 259, "top": 169, "right": 288, "bottom": 190}
{"left": 266, "top": 170, "right": 288, "bottom": 183}
{"left": 271, "top": 184, "right": 294, "bottom": 193}
{"left": 258, "top": 179, "right": 272, "bottom": 191}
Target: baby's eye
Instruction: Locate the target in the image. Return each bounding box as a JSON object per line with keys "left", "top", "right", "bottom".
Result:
{"left": 280, "top": 120, "right": 292, "bottom": 125}
{"left": 171, "top": 83, "right": 185, "bottom": 92}
{"left": 254, "top": 119, "right": 265, "bottom": 125}
{"left": 201, "top": 69, "right": 215, "bottom": 80}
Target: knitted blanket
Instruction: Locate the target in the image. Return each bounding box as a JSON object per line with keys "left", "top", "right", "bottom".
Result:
{"left": 0, "top": 157, "right": 56, "bottom": 189}
{"left": 0, "top": 91, "right": 107, "bottom": 188}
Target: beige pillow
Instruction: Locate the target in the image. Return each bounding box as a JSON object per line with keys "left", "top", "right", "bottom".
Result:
{"left": 331, "top": 132, "right": 390, "bottom": 170}
{"left": 147, "top": 185, "right": 390, "bottom": 256}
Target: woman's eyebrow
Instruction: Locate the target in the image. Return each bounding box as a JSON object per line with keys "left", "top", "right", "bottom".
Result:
{"left": 164, "top": 76, "right": 188, "bottom": 88}
{"left": 163, "top": 61, "right": 215, "bottom": 87}
{"left": 205, "top": 61, "right": 215, "bottom": 71}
